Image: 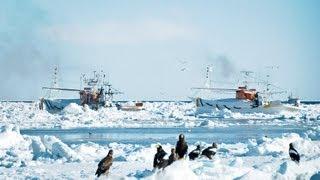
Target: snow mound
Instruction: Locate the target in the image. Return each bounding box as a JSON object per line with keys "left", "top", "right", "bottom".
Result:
{"left": 30, "top": 136, "right": 46, "bottom": 160}
{"left": 0, "top": 125, "right": 82, "bottom": 169}
{"left": 250, "top": 133, "right": 320, "bottom": 159}
{"left": 256, "top": 133, "right": 303, "bottom": 156}
{"left": 0, "top": 125, "right": 24, "bottom": 149}
{"left": 239, "top": 169, "right": 272, "bottom": 180}
{"left": 148, "top": 160, "right": 197, "bottom": 180}
{"left": 0, "top": 125, "right": 32, "bottom": 168}
{"left": 42, "top": 135, "right": 81, "bottom": 162}
{"left": 52, "top": 141, "right": 80, "bottom": 161}
{"left": 63, "top": 103, "right": 83, "bottom": 114}
{"left": 0, "top": 129, "right": 319, "bottom": 179}
{"left": 1, "top": 102, "right": 320, "bottom": 129}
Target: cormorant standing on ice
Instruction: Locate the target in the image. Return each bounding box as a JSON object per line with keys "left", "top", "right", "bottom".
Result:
{"left": 189, "top": 145, "right": 201, "bottom": 160}
{"left": 95, "top": 150, "right": 113, "bottom": 177}
{"left": 201, "top": 142, "right": 218, "bottom": 159}
{"left": 168, "top": 148, "right": 177, "bottom": 165}
{"left": 289, "top": 143, "right": 300, "bottom": 163}
{"left": 153, "top": 145, "right": 167, "bottom": 169}
{"left": 175, "top": 134, "right": 188, "bottom": 159}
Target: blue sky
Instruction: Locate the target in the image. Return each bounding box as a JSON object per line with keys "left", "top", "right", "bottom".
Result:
{"left": 0, "top": 0, "right": 319, "bottom": 100}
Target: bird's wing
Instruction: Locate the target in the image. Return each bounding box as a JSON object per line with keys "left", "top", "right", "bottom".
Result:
{"left": 201, "top": 148, "right": 207, "bottom": 155}
{"left": 202, "top": 147, "right": 217, "bottom": 155}
{"left": 289, "top": 149, "right": 299, "bottom": 156}
{"left": 209, "top": 147, "right": 217, "bottom": 153}
{"left": 192, "top": 150, "right": 200, "bottom": 154}
{"left": 97, "top": 156, "right": 108, "bottom": 168}
{"left": 102, "top": 157, "right": 113, "bottom": 170}
{"left": 184, "top": 144, "right": 188, "bottom": 151}
{"left": 175, "top": 142, "right": 181, "bottom": 151}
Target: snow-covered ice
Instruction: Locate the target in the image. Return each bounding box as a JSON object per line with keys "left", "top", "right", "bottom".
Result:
{"left": 1, "top": 101, "right": 320, "bottom": 129}
{"left": 0, "top": 102, "right": 320, "bottom": 179}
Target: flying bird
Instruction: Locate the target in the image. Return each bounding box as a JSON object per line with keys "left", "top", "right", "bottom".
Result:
{"left": 188, "top": 145, "right": 201, "bottom": 160}
{"left": 178, "top": 59, "right": 188, "bottom": 65}
{"left": 175, "top": 134, "right": 188, "bottom": 159}
{"left": 95, "top": 150, "right": 113, "bottom": 178}
{"left": 289, "top": 143, "right": 300, "bottom": 163}
{"left": 180, "top": 67, "right": 188, "bottom": 72}
{"left": 201, "top": 142, "right": 218, "bottom": 160}
{"left": 178, "top": 59, "right": 189, "bottom": 72}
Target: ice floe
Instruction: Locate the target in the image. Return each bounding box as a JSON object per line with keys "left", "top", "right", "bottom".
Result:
{"left": 0, "top": 102, "right": 320, "bottom": 129}
{"left": 0, "top": 101, "right": 320, "bottom": 179}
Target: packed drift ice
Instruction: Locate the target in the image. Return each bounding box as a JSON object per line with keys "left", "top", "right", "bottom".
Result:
{"left": 1, "top": 125, "right": 320, "bottom": 179}
{"left": 1, "top": 101, "right": 320, "bottom": 129}
{"left": 0, "top": 102, "right": 320, "bottom": 179}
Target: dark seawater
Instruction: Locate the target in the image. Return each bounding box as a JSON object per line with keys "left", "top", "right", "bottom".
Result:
{"left": 20, "top": 125, "right": 316, "bottom": 146}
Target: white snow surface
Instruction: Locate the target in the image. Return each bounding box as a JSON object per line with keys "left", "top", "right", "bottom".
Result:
{"left": 0, "top": 125, "right": 319, "bottom": 179}
{"left": 0, "top": 102, "right": 320, "bottom": 179}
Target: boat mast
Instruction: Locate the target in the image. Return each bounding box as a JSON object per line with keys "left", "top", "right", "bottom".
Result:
{"left": 80, "top": 73, "right": 86, "bottom": 90}
{"left": 205, "top": 65, "right": 213, "bottom": 88}
{"left": 262, "top": 66, "right": 286, "bottom": 100}
{"left": 46, "top": 65, "right": 60, "bottom": 99}
{"left": 240, "top": 70, "right": 254, "bottom": 88}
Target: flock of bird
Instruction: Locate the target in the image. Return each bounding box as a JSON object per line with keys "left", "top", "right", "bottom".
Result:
{"left": 95, "top": 134, "right": 300, "bottom": 178}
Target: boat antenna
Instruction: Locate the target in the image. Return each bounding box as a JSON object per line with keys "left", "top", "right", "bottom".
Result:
{"left": 80, "top": 73, "right": 85, "bottom": 89}
{"left": 46, "top": 65, "right": 60, "bottom": 99}
{"left": 205, "top": 65, "right": 213, "bottom": 88}
{"left": 240, "top": 70, "right": 254, "bottom": 88}
{"left": 263, "top": 65, "right": 282, "bottom": 99}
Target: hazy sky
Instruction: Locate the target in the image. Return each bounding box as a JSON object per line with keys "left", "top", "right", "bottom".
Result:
{"left": 1, "top": 0, "right": 319, "bottom": 101}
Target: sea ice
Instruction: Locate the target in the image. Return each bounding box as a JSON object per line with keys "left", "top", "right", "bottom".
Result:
{"left": 0, "top": 102, "right": 320, "bottom": 179}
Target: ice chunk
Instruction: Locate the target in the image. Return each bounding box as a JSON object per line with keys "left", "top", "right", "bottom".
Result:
{"left": 63, "top": 103, "right": 83, "bottom": 115}
{"left": 30, "top": 136, "right": 46, "bottom": 160}
{"left": 0, "top": 125, "right": 24, "bottom": 149}
{"left": 51, "top": 141, "right": 80, "bottom": 161}
{"left": 148, "top": 160, "right": 197, "bottom": 180}
{"left": 238, "top": 169, "right": 272, "bottom": 180}
{"left": 256, "top": 133, "right": 303, "bottom": 156}
{"left": 0, "top": 125, "right": 33, "bottom": 168}
{"left": 42, "top": 135, "right": 81, "bottom": 162}
{"left": 277, "top": 162, "right": 288, "bottom": 175}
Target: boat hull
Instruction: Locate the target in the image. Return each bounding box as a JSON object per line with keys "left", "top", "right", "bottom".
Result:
{"left": 194, "top": 98, "right": 300, "bottom": 114}
{"left": 41, "top": 98, "right": 106, "bottom": 112}
{"left": 41, "top": 99, "right": 80, "bottom": 112}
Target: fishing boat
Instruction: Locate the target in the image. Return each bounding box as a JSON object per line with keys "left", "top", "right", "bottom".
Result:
{"left": 286, "top": 93, "right": 300, "bottom": 107}
{"left": 116, "top": 102, "right": 145, "bottom": 111}
{"left": 191, "top": 66, "right": 301, "bottom": 114}
{"left": 40, "top": 67, "right": 122, "bottom": 112}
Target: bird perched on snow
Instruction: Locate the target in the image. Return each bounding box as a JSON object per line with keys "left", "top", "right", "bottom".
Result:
{"left": 95, "top": 150, "right": 113, "bottom": 178}
{"left": 201, "top": 142, "right": 218, "bottom": 160}
{"left": 189, "top": 145, "right": 201, "bottom": 160}
{"left": 175, "top": 134, "right": 188, "bottom": 159}
{"left": 168, "top": 148, "right": 177, "bottom": 165}
{"left": 153, "top": 145, "right": 167, "bottom": 169}
{"left": 289, "top": 143, "right": 300, "bottom": 163}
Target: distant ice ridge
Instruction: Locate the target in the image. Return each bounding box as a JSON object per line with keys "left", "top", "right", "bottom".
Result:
{"left": 0, "top": 125, "right": 320, "bottom": 179}
{"left": 0, "top": 102, "right": 320, "bottom": 129}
